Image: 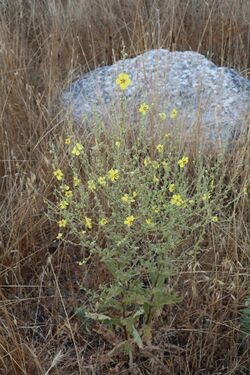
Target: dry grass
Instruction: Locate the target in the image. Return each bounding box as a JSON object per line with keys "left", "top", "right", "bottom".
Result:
{"left": 0, "top": 1, "right": 249, "bottom": 374}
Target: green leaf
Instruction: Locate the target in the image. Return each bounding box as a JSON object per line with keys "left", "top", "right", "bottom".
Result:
{"left": 132, "top": 325, "right": 143, "bottom": 349}
{"left": 152, "top": 289, "right": 182, "bottom": 308}
{"left": 84, "top": 312, "right": 111, "bottom": 321}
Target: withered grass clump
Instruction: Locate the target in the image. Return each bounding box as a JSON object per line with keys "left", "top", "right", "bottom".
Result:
{"left": 0, "top": 1, "right": 249, "bottom": 374}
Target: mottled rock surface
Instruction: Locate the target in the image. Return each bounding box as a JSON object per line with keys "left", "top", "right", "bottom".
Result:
{"left": 63, "top": 49, "right": 249, "bottom": 145}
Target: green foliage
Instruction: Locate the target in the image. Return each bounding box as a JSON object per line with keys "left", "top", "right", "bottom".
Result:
{"left": 48, "top": 73, "right": 248, "bottom": 349}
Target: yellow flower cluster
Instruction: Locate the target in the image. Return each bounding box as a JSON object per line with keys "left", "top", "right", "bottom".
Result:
{"left": 72, "top": 143, "right": 83, "bottom": 156}
{"left": 139, "top": 103, "right": 150, "bottom": 115}
{"left": 88, "top": 179, "right": 96, "bottom": 191}
{"left": 124, "top": 215, "right": 136, "bottom": 227}
{"left": 178, "top": 156, "right": 189, "bottom": 168}
{"left": 156, "top": 144, "right": 164, "bottom": 154}
{"left": 171, "top": 194, "right": 184, "bottom": 207}
{"left": 116, "top": 73, "right": 132, "bottom": 90}
{"left": 121, "top": 192, "right": 137, "bottom": 204}
{"left": 54, "top": 169, "right": 63, "bottom": 181}
{"left": 108, "top": 169, "right": 119, "bottom": 182}
{"left": 170, "top": 108, "right": 178, "bottom": 119}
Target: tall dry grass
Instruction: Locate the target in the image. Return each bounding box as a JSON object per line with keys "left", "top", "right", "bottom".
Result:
{"left": 0, "top": 1, "right": 249, "bottom": 374}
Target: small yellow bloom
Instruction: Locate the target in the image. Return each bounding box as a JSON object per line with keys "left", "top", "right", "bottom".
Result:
{"left": 169, "top": 183, "right": 175, "bottom": 193}
{"left": 153, "top": 175, "right": 159, "bottom": 184}
{"left": 99, "top": 218, "right": 108, "bottom": 226}
{"left": 156, "top": 144, "right": 164, "bottom": 153}
{"left": 73, "top": 176, "right": 80, "bottom": 187}
{"left": 152, "top": 205, "right": 160, "bottom": 214}
{"left": 171, "top": 194, "right": 184, "bottom": 207}
{"left": 145, "top": 218, "right": 154, "bottom": 226}
{"left": 121, "top": 193, "right": 135, "bottom": 204}
{"left": 108, "top": 169, "right": 119, "bottom": 182}
{"left": 58, "top": 219, "right": 67, "bottom": 228}
{"left": 143, "top": 157, "right": 151, "bottom": 167}
{"left": 98, "top": 176, "right": 107, "bottom": 186}
{"left": 139, "top": 103, "right": 150, "bottom": 115}
{"left": 115, "top": 141, "right": 121, "bottom": 148}
{"left": 88, "top": 179, "right": 96, "bottom": 191}
{"left": 54, "top": 168, "right": 64, "bottom": 181}
{"left": 56, "top": 232, "right": 63, "bottom": 240}
{"left": 132, "top": 191, "right": 137, "bottom": 198}
{"left": 189, "top": 199, "right": 195, "bottom": 205}
{"left": 60, "top": 184, "right": 70, "bottom": 192}
{"left": 71, "top": 143, "right": 83, "bottom": 156}
{"left": 116, "top": 73, "right": 132, "bottom": 90}
{"left": 178, "top": 156, "right": 189, "bottom": 168}
{"left": 212, "top": 215, "right": 219, "bottom": 223}
{"left": 84, "top": 216, "right": 92, "bottom": 230}
{"left": 152, "top": 161, "right": 160, "bottom": 169}
{"left": 159, "top": 112, "right": 167, "bottom": 120}
{"left": 65, "top": 190, "right": 73, "bottom": 197}
{"left": 202, "top": 193, "right": 210, "bottom": 202}
{"left": 59, "top": 200, "right": 69, "bottom": 209}
{"left": 165, "top": 132, "right": 171, "bottom": 139}
{"left": 65, "top": 138, "right": 71, "bottom": 145}
{"left": 124, "top": 215, "right": 136, "bottom": 227}
{"left": 170, "top": 108, "right": 178, "bottom": 119}
{"left": 162, "top": 160, "right": 168, "bottom": 169}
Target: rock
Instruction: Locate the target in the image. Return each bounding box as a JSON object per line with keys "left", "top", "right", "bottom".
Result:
{"left": 63, "top": 49, "right": 249, "bottom": 146}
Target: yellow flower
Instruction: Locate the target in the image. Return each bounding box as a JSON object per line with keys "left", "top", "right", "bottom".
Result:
{"left": 170, "top": 108, "right": 178, "bottom": 119}
{"left": 139, "top": 103, "right": 149, "bottom": 115}
{"left": 73, "top": 176, "right": 80, "bottom": 187}
{"left": 169, "top": 183, "right": 175, "bottom": 193}
{"left": 159, "top": 112, "right": 167, "bottom": 120}
{"left": 108, "top": 169, "right": 119, "bottom": 182}
{"left": 115, "top": 141, "right": 121, "bottom": 148}
{"left": 98, "top": 176, "right": 107, "bottom": 186}
{"left": 124, "top": 215, "right": 136, "bottom": 227}
{"left": 165, "top": 133, "right": 170, "bottom": 139}
{"left": 189, "top": 199, "right": 195, "bottom": 205}
{"left": 65, "top": 138, "right": 71, "bottom": 145}
{"left": 54, "top": 168, "right": 64, "bottom": 181}
{"left": 171, "top": 194, "right": 184, "bottom": 206}
{"left": 212, "top": 215, "right": 219, "bottom": 223}
{"left": 99, "top": 218, "right": 108, "bottom": 226}
{"left": 59, "top": 200, "right": 69, "bottom": 209}
{"left": 121, "top": 193, "right": 135, "bottom": 204}
{"left": 88, "top": 179, "right": 96, "bottom": 191}
{"left": 60, "top": 184, "right": 70, "bottom": 192}
{"left": 71, "top": 143, "right": 83, "bottom": 156}
{"left": 156, "top": 144, "right": 164, "bottom": 154}
{"left": 115, "top": 73, "right": 132, "bottom": 90}
{"left": 84, "top": 216, "right": 92, "bottom": 230}
{"left": 56, "top": 232, "right": 63, "bottom": 240}
{"left": 132, "top": 191, "right": 137, "bottom": 198}
{"left": 178, "top": 156, "right": 189, "bottom": 168}
{"left": 152, "top": 161, "right": 160, "bottom": 169}
{"left": 145, "top": 218, "right": 154, "bottom": 226}
{"left": 162, "top": 160, "right": 168, "bottom": 169}
{"left": 58, "top": 219, "right": 67, "bottom": 228}
{"left": 65, "top": 190, "right": 73, "bottom": 197}
{"left": 143, "top": 157, "right": 151, "bottom": 167}
{"left": 202, "top": 193, "right": 210, "bottom": 202}
{"left": 153, "top": 175, "right": 159, "bottom": 184}
{"left": 152, "top": 205, "right": 160, "bottom": 214}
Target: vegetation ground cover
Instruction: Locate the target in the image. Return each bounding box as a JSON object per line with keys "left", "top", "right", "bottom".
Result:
{"left": 0, "top": 1, "right": 249, "bottom": 374}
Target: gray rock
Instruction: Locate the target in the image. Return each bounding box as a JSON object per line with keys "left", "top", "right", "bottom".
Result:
{"left": 63, "top": 49, "right": 249, "bottom": 146}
